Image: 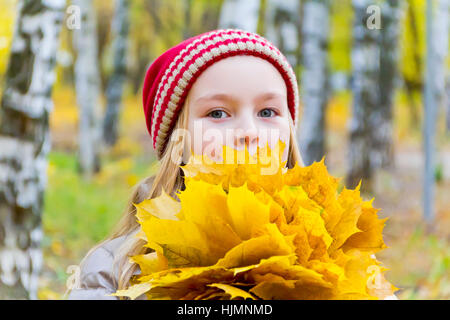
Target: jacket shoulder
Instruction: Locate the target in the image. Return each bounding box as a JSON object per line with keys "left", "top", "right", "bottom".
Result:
{"left": 66, "top": 233, "right": 138, "bottom": 300}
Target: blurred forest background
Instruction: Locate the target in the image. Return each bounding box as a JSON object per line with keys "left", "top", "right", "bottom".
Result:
{"left": 0, "top": 0, "right": 449, "bottom": 300}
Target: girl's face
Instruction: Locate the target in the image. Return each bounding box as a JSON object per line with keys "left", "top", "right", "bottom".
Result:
{"left": 186, "top": 55, "right": 291, "bottom": 162}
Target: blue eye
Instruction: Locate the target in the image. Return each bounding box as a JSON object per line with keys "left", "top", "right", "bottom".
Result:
{"left": 208, "top": 110, "right": 227, "bottom": 119}
{"left": 258, "top": 108, "right": 276, "bottom": 118}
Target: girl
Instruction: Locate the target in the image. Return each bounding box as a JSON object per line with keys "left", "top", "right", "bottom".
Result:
{"left": 67, "top": 28, "right": 304, "bottom": 300}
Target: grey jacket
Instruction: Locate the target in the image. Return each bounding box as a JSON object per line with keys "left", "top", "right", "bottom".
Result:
{"left": 67, "top": 233, "right": 146, "bottom": 300}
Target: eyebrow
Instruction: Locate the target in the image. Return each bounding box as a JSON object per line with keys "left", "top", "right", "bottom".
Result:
{"left": 195, "top": 93, "right": 235, "bottom": 103}
{"left": 195, "top": 92, "right": 286, "bottom": 104}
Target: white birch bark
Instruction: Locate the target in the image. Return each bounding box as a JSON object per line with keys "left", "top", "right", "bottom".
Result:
{"left": 72, "top": 0, "right": 102, "bottom": 178}
{"left": 297, "top": 0, "right": 330, "bottom": 166}
{"left": 423, "top": 0, "right": 449, "bottom": 222}
{"left": 219, "top": 0, "right": 261, "bottom": 32}
{"left": 103, "top": 0, "right": 130, "bottom": 147}
{"left": 434, "top": 0, "right": 449, "bottom": 127}
{"left": 423, "top": 0, "right": 436, "bottom": 223}
{"left": 446, "top": 74, "right": 450, "bottom": 131}
{"left": 347, "top": 0, "right": 381, "bottom": 191}
{"left": 0, "top": 0, "right": 65, "bottom": 299}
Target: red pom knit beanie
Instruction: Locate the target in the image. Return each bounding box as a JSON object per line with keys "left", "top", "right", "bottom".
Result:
{"left": 142, "top": 28, "right": 299, "bottom": 158}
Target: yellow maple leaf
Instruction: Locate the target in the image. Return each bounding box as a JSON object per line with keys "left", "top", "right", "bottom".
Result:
{"left": 113, "top": 142, "right": 397, "bottom": 300}
{"left": 207, "top": 283, "right": 256, "bottom": 300}
{"left": 342, "top": 198, "right": 388, "bottom": 253}
{"left": 215, "top": 224, "right": 295, "bottom": 269}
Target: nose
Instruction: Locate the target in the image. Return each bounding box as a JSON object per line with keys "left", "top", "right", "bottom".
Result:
{"left": 233, "top": 116, "right": 259, "bottom": 150}
{"left": 236, "top": 134, "right": 258, "bottom": 147}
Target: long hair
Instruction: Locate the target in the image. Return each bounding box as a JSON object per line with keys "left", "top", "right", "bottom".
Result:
{"left": 77, "top": 96, "right": 304, "bottom": 299}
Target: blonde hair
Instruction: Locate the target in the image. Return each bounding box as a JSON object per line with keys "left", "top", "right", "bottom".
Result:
{"left": 76, "top": 97, "right": 304, "bottom": 299}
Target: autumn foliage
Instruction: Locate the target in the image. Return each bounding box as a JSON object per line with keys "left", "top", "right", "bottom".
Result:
{"left": 112, "top": 142, "right": 397, "bottom": 300}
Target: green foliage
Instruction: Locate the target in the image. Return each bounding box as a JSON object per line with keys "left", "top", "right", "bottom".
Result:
{"left": 43, "top": 151, "right": 156, "bottom": 249}
{"left": 434, "top": 163, "right": 443, "bottom": 183}
{"left": 390, "top": 226, "right": 450, "bottom": 300}
{"left": 44, "top": 152, "right": 121, "bottom": 245}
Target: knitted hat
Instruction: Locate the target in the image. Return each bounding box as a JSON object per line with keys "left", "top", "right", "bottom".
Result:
{"left": 142, "top": 28, "right": 299, "bottom": 158}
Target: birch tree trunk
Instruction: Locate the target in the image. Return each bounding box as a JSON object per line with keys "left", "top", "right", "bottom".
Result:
{"left": 102, "top": 0, "right": 130, "bottom": 147}
{"left": 219, "top": 0, "right": 261, "bottom": 32}
{"left": 434, "top": 0, "right": 449, "bottom": 125}
{"left": 0, "top": 0, "right": 65, "bottom": 299}
{"left": 264, "top": 0, "right": 302, "bottom": 69}
{"left": 423, "top": 0, "right": 436, "bottom": 223}
{"left": 347, "top": 0, "right": 381, "bottom": 191}
{"left": 72, "top": 0, "right": 102, "bottom": 178}
{"left": 372, "top": 0, "right": 403, "bottom": 169}
{"left": 423, "top": 0, "right": 449, "bottom": 223}
{"left": 447, "top": 75, "right": 450, "bottom": 131}
{"left": 297, "top": 0, "right": 330, "bottom": 166}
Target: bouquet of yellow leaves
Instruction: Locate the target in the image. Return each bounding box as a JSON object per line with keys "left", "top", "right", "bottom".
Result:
{"left": 112, "top": 142, "right": 397, "bottom": 300}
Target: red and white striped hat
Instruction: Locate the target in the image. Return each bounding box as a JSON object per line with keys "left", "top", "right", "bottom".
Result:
{"left": 142, "top": 29, "right": 299, "bottom": 158}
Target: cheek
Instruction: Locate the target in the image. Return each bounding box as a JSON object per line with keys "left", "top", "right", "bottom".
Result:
{"left": 187, "top": 117, "right": 202, "bottom": 156}
{"left": 256, "top": 118, "right": 291, "bottom": 148}
{"left": 188, "top": 118, "right": 225, "bottom": 158}
{"left": 258, "top": 119, "right": 291, "bottom": 164}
